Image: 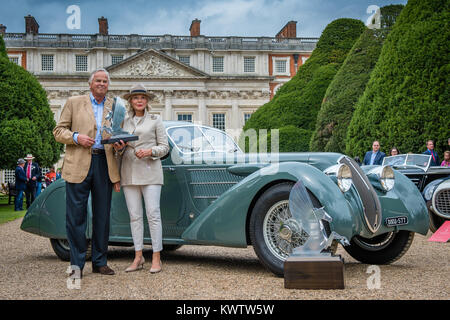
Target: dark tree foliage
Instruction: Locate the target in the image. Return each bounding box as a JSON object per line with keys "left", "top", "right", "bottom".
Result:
{"left": 0, "top": 48, "right": 63, "bottom": 169}
{"left": 0, "top": 35, "right": 7, "bottom": 59}
{"left": 310, "top": 5, "right": 403, "bottom": 153}
{"left": 345, "top": 0, "right": 450, "bottom": 159}
{"left": 242, "top": 18, "right": 365, "bottom": 152}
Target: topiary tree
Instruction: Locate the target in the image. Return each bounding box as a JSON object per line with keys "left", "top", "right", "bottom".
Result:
{"left": 0, "top": 35, "right": 7, "bottom": 59}
{"left": 0, "top": 40, "right": 63, "bottom": 169}
{"left": 345, "top": 0, "right": 450, "bottom": 159}
{"left": 243, "top": 18, "right": 365, "bottom": 152}
{"left": 310, "top": 5, "right": 403, "bottom": 153}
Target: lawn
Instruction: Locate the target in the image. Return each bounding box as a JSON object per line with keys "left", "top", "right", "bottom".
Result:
{"left": 0, "top": 195, "right": 26, "bottom": 224}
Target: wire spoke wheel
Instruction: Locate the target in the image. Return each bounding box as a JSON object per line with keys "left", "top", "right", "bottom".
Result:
{"left": 262, "top": 200, "right": 309, "bottom": 261}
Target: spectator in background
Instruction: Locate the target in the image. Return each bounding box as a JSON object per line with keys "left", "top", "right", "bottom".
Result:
{"left": 56, "top": 168, "right": 62, "bottom": 180}
{"left": 14, "top": 158, "right": 27, "bottom": 211}
{"left": 35, "top": 166, "right": 43, "bottom": 197}
{"left": 363, "top": 140, "right": 386, "bottom": 165}
{"left": 389, "top": 147, "right": 400, "bottom": 156}
{"left": 45, "top": 167, "right": 57, "bottom": 186}
{"left": 423, "top": 140, "right": 440, "bottom": 166}
{"left": 441, "top": 151, "right": 450, "bottom": 167}
{"left": 24, "top": 154, "right": 40, "bottom": 209}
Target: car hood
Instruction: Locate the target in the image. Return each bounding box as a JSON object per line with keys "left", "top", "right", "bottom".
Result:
{"left": 179, "top": 152, "right": 343, "bottom": 173}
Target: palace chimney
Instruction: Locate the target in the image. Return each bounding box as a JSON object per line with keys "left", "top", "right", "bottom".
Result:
{"left": 0, "top": 24, "right": 6, "bottom": 36}
{"left": 25, "top": 15, "right": 39, "bottom": 35}
{"left": 190, "top": 19, "right": 201, "bottom": 37}
{"left": 276, "top": 21, "right": 297, "bottom": 39}
{"left": 98, "top": 16, "right": 108, "bottom": 35}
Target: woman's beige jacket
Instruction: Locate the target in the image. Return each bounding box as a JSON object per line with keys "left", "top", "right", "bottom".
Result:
{"left": 117, "top": 109, "right": 169, "bottom": 186}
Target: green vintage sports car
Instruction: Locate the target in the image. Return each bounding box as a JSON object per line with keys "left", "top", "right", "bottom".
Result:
{"left": 21, "top": 122, "right": 429, "bottom": 276}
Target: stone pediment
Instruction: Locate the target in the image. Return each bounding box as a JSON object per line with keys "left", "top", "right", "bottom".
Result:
{"left": 106, "top": 49, "right": 208, "bottom": 79}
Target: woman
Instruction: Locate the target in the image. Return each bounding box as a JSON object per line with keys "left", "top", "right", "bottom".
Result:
{"left": 113, "top": 84, "right": 169, "bottom": 273}
{"left": 441, "top": 151, "right": 450, "bottom": 167}
{"left": 389, "top": 147, "right": 400, "bottom": 156}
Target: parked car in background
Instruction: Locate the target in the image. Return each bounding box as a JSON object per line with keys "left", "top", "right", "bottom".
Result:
{"left": 383, "top": 154, "right": 450, "bottom": 232}
{"left": 21, "top": 122, "right": 429, "bottom": 276}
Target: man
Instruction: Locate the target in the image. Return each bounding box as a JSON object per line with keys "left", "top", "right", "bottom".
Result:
{"left": 14, "top": 158, "right": 27, "bottom": 211}
{"left": 423, "top": 140, "right": 440, "bottom": 166}
{"left": 24, "top": 154, "right": 40, "bottom": 208}
{"left": 53, "top": 68, "right": 120, "bottom": 277}
{"left": 363, "top": 140, "right": 386, "bottom": 165}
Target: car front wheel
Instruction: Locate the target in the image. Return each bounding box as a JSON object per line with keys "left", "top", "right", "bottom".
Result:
{"left": 249, "top": 182, "right": 323, "bottom": 277}
{"left": 344, "top": 231, "right": 414, "bottom": 265}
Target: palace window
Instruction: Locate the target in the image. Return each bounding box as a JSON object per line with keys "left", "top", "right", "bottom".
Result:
{"left": 274, "top": 60, "right": 287, "bottom": 74}
{"left": 111, "top": 55, "right": 124, "bottom": 65}
{"left": 178, "top": 55, "right": 190, "bottom": 65}
{"left": 244, "top": 113, "right": 252, "bottom": 124}
{"left": 212, "top": 56, "right": 224, "bottom": 73}
{"left": 75, "top": 55, "right": 88, "bottom": 72}
{"left": 10, "top": 57, "right": 19, "bottom": 65}
{"left": 177, "top": 114, "right": 193, "bottom": 122}
{"left": 212, "top": 113, "right": 226, "bottom": 131}
{"left": 41, "top": 54, "right": 54, "bottom": 71}
{"left": 243, "top": 57, "right": 255, "bottom": 73}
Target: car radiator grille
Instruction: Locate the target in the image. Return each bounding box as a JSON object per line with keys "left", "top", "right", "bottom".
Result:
{"left": 339, "top": 156, "right": 382, "bottom": 233}
{"left": 435, "top": 189, "right": 450, "bottom": 217}
{"left": 189, "top": 168, "right": 243, "bottom": 199}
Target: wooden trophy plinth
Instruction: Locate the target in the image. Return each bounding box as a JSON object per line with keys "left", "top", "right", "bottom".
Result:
{"left": 284, "top": 254, "right": 345, "bottom": 290}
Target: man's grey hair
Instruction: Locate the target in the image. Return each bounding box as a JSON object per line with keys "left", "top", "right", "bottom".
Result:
{"left": 88, "top": 68, "right": 111, "bottom": 85}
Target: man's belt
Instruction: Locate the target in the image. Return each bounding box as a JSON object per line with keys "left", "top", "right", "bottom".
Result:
{"left": 91, "top": 149, "right": 105, "bottom": 155}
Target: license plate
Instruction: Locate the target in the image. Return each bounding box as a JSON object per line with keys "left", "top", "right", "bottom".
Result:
{"left": 385, "top": 216, "right": 408, "bottom": 227}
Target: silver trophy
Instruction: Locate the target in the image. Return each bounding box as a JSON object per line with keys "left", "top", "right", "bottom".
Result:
{"left": 101, "top": 96, "right": 138, "bottom": 144}
{"left": 288, "top": 179, "right": 349, "bottom": 256}
{"left": 284, "top": 180, "right": 349, "bottom": 289}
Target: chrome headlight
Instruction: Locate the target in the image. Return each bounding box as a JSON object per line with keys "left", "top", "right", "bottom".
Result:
{"left": 380, "top": 166, "right": 395, "bottom": 191}
{"left": 325, "top": 163, "right": 353, "bottom": 192}
{"left": 370, "top": 166, "right": 395, "bottom": 192}
{"left": 337, "top": 164, "right": 353, "bottom": 192}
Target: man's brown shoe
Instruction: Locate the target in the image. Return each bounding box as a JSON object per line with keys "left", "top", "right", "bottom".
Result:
{"left": 92, "top": 265, "right": 115, "bottom": 275}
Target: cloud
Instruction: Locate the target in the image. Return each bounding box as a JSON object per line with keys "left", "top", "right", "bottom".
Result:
{"left": 1, "top": 0, "right": 408, "bottom": 37}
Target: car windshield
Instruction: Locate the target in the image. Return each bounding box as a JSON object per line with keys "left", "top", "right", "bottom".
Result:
{"left": 383, "top": 154, "right": 431, "bottom": 170}
{"left": 167, "top": 125, "right": 242, "bottom": 154}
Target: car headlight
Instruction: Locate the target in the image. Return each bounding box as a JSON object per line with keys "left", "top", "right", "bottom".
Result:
{"left": 325, "top": 163, "right": 353, "bottom": 192}
{"left": 369, "top": 166, "right": 395, "bottom": 192}
{"left": 380, "top": 166, "right": 395, "bottom": 191}
{"left": 337, "top": 164, "right": 353, "bottom": 192}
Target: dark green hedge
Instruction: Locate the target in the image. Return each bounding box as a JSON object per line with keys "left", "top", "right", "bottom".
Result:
{"left": 345, "top": 0, "right": 450, "bottom": 159}
{"left": 0, "top": 35, "right": 7, "bottom": 59}
{"left": 0, "top": 44, "right": 63, "bottom": 169}
{"left": 310, "top": 5, "right": 403, "bottom": 153}
{"left": 243, "top": 18, "right": 365, "bottom": 152}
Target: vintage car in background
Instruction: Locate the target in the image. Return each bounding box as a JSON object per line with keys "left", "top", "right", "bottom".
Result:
{"left": 383, "top": 154, "right": 450, "bottom": 232}
{"left": 21, "top": 122, "right": 429, "bottom": 276}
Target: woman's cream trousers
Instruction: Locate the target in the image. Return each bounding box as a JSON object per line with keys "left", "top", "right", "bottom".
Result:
{"left": 122, "top": 185, "right": 163, "bottom": 252}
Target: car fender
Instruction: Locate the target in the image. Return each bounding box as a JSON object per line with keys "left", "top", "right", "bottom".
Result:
{"left": 20, "top": 179, "right": 92, "bottom": 239}
{"left": 181, "top": 162, "right": 360, "bottom": 247}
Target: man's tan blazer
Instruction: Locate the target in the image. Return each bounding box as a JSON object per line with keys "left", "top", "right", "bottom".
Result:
{"left": 53, "top": 95, "right": 120, "bottom": 184}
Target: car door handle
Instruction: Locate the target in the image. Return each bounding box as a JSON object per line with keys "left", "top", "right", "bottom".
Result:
{"left": 164, "top": 167, "right": 176, "bottom": 172}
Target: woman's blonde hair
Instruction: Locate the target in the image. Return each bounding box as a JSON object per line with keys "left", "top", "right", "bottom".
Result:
{"left": 126, "top": 94, "right": 151, "bottom": 114}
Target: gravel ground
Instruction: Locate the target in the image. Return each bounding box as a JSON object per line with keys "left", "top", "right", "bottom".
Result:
{"left": 0, "top": 218, "right": 448, "bottom": 300}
